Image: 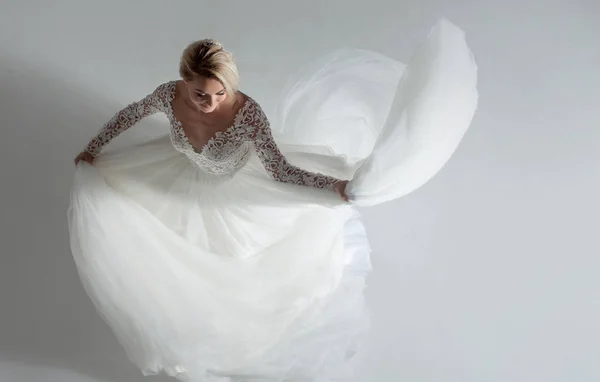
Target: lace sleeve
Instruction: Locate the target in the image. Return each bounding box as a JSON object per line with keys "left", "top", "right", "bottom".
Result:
{"left": 243, "top": 99, "right": 342, "bottom": 190}
{"left": 84, "top": 82, "right": 171, "bottom": 156}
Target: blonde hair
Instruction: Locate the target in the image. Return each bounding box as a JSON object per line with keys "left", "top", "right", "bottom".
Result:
{"left": 179, "top": 39, "right": 239, "bottom": 95}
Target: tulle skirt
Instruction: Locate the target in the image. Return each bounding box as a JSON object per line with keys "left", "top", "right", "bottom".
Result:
{"left": 69, "top": 137, "right": 371, "bottom": 381}
{"left": 68, "top": 19, "right": 478, "bottom": 382}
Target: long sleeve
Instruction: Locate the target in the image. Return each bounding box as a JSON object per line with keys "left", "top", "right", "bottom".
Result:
{"left": 243, "top": 100, "right": 342, "bottom": 190}
{"left": 85, "top": 83, "right": 170, "bottom": 156}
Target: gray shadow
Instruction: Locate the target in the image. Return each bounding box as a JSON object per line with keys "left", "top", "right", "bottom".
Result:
{"left": 0, "top": 55, "right": 174, "bottom": 382}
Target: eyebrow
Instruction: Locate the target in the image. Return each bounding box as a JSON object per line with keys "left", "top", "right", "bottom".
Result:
{"left": 195, "top": 88, "right": 226, "bottom": 95}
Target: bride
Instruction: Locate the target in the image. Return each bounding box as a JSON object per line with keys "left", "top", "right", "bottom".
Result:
{"left": 69, "top": 19, "right": 478, "bottom": 382}
{"left": 74, "top": 39, "right": 350, "bottom": 201}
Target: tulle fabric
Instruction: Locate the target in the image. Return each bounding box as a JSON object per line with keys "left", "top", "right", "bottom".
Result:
{"left": 68, "top": 18, "right": 477, "bottom": 382}
{"left": 276, "top": 19, "right": 478, "bottom": 206}
{"left": 69, "top": 142, "right": 370, "bottom": 381}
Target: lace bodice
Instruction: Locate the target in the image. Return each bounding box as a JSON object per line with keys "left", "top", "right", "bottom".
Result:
{"left": 84, "top": 81, "right": 341, "bottom": 190}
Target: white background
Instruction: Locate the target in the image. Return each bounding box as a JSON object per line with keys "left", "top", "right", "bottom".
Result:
{"left": 1, "top": 0, "right": 599, "bottom": 381}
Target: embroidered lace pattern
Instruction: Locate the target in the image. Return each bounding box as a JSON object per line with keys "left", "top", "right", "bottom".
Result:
{"left": 85, "top": 81, "right": 341, "bottom": 190}
{"left": 85, "top": 83, "right": 172, "bottom": 156}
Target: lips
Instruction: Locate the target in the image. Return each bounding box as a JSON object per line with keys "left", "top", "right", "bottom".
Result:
{"left": 199, "top": 104, "right": 215, "bottom": 113}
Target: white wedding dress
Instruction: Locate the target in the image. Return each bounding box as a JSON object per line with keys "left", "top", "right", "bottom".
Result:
{"left": 68, "top": 19, "right": 478, "bottom": 382}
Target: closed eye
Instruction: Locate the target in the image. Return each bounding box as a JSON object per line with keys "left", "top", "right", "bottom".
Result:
{"left": 196, "top": 91, "right": 225, "bottom": 97}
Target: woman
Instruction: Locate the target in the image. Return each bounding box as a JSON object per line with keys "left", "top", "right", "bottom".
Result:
{"left": 69, "top": 20, "right": 478, "bottom": 382}
{"left": 71, "top": 39, "right": 370, "bottom": 382}
{"left": 74, "top": 40, "right": 350, "bottom": 201}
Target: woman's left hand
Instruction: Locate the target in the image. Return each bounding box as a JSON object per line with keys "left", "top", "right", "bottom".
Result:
{"left": 333, "top": 180, "right": 350, "bottom": 202}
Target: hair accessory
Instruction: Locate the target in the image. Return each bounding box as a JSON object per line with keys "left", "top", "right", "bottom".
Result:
{"left": 202, "top": 39, "right": 218, "bottom": 48}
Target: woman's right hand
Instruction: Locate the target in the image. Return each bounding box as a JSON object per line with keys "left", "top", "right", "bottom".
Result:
{"left": 74, "top": 151, "right": 95, "bottom": 166}
{"left": 333, "top": 180, "right": 350, "bottom": 202}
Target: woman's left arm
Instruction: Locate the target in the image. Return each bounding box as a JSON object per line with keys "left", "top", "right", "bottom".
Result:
{"left": 245, "top": 100, "right": 348, "bottom": 198}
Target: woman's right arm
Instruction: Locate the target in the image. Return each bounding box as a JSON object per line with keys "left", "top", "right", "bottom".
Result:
{"left": 79, "top": 83, "right": 171, "bottom": 159}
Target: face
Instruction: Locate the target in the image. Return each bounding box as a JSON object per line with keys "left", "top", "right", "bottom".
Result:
{"left": 184, "top": 76, "right": 227, "bottom": 113}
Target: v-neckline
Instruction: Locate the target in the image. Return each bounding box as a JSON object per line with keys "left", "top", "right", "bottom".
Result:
{"left": 167, "top": 81, "right": 249, "bottom": 155}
